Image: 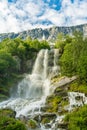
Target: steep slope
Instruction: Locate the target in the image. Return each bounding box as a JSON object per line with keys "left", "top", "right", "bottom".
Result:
{"left": 0, "top": 24, "right": 87, "bottom": 42}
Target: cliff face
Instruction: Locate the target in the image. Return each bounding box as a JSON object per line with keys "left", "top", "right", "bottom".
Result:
{"left": 0, "top": 24, "right": 87, "bottom": 42}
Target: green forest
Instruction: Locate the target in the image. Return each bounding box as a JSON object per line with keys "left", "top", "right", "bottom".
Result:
{"left": 55, "top": 31, "right": 87, "bottom": 130}
{"left": 0, "top": 37, "right": 50, "bottom": 100}
{"left": 0, "top": 31, "right": 87, "bottom": 130}
{"left": 55, "top": 31, "right": 87, "bottom": 82}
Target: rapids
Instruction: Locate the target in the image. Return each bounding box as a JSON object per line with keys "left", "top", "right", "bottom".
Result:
{"left": 0, "top": 49, "right": 87, "bottom": 130}
{"left": 0, "top": 49, "right": 59, "bottom": 118}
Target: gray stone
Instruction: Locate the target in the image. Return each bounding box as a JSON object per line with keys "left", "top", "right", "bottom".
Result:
{"left": 0, "top": 24, "right": 86, "bottom": 42}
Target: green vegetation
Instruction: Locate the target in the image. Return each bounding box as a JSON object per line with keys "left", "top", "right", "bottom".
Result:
{"left": 54, "top": 31, "right": 87, "bottom": 128}
{"left": 0, "top": 108, "right": 16, "bottom": 118}
{"left": 55, "top": 33, "right": 72, "bottom": 53}
{"left": 55, "top": 31, "right": 87, "bottom": 83}
{"left": 0, "top": 117, "right": 26, "bottom": 130}
{"left": 46, "top": 95, "right": 62, "bottom": 112}
{"left": 41, "top": 118, "right": 50, "bottom": 124}
{"left": 68, "top": 80, "right": 87, "bottom": 95}
{"left": 64, "top": 105, "right": 87, "bottom": 130}
{"left": 28, "top": 119, "right": 37, "bottom": 129}
{"left": 0, "top": 109, "right": 27, "bottom": 130}
{"left": 0, "top": 37, "right": 50, "bottom": 100}
{"left": 45, "top": 89, "right": 69, "bottom": 114}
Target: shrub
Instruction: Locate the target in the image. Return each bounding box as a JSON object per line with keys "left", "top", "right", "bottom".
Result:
{"left": 64, "top": 105, "right": 87, "bottom": 130}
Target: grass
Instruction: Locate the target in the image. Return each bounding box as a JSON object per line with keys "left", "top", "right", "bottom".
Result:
{"left": 68, "top": 81, "right": 87, "bottom": 95}
{"left": 64, "top": 105, "right": 87, "bottom": 130}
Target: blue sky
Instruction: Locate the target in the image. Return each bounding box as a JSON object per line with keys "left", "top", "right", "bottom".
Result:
{"left": 0, "top": 0, "right": 87, "bottom": 33}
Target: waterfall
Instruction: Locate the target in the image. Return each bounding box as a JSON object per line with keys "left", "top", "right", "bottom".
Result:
{"left": 1, "top": 49, "right": 87, "bottom": 130}
{"left": 32, "top": 50, "right": 44, "bottom": 75}
{"left": 0, "top": 49, "right": 52, "bottom": 117}
{"left": 16, "top": 49, "right": 49, "bottom": 100}
{"left": 33, "top": 49, "right": 48, "bottom": 79}
{"left": 0, "top": 49, "right": 62, "bottom": 129}
{"left": 43, "top": 49, "right": 48, "bottom": 79}
{"left": 49, "top": 49, "right": 60, "bottom": 78}
{"left": 52, "top": 49, "right": 60, "bottom": 76}
{"left": 67, "top": 92, "right": 87, "bottom": 111}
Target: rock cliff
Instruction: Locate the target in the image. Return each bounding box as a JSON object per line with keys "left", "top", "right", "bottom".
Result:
{"left": 0, "top": 23, "right": 87, "bottom": 42}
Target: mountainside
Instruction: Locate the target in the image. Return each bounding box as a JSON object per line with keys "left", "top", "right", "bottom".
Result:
{"left": 0, "top": 23, "right": 87, "bottom": 130}
{"left": 0, "top": 24, "right": 87, "bottom": 42}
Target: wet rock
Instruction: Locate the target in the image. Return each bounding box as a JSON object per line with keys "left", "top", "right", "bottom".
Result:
{"left": 52, "top": 76, "right": 77, "bottom": 90}
{"left": 19, "top": 115, "right": 28, "bottom": 123}
{"left": 33, "top": 114, "right": 42, "bottom": 122}
{"left": 27, "top": 119, "right": 38, "bottom": 129}
{"left": 54, "top": 90, "right": 68, "bottom": 97}
{"left": 41, "top": 106, "right": 50, "bottom": 112}
{"left": 58, "top": 108, "right": 63, "bottom": 115}
{"left": 85, "top": 93, "right": 87, "bottom": 97}
{"left": 58, "top": 106, "right": 68, "bottom": 115}
{"left": 75, "top": 96, "right": 83, "bottom": 101}
{"left": 62, "top": 96, "right": 68, "bottom": 101}
{"left": 57, "top": 122, "right": 68, "bottom": 129}
{"left": 41, "top": 117, "right": 50, "bottom": 124}
{"left": 34, "top": 113, "right": 57, "bottom": 122}
{"left": 54, "top": 87, "right": 63, "bottom": 93}
{"left": 44, "top": 123, "right": 51, "bottom": 128}
{"left": 41, "top": 113, "right": 57, "bottom": 119}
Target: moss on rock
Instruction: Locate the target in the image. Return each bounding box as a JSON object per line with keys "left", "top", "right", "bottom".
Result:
{"left": 0, "top": 108, "right": 27, "bottom": 130}
{"left": 0, "top": 117, "right": 27, "bottom": 130}
{"left": 0, "top": 108, "right": 16, "bottom": 118}
{"left": 28, "top": 119, "right": 37, "bottom": 129}
{"left": 68, "top": 80, "right": 87, "bottom": 95}
{"left": 45, "top": 95, "right": 62, "bottom": 112}
{"left": 41, "top": 118, "right": 50, "bottom": 124}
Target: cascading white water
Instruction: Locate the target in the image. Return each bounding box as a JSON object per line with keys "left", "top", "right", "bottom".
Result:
{"left": 49, "top": 49, "right": 60, "bottom": 78}
{"left": 0, "top": 49, "right": 51, "bottom": 117}
{"left": 32, "top": 50, "right": 44, "bottom": 75}
{"left": 43, "top": 49, "right": 48, "bottom": 79}
{"left": 67, "top": 92, "right": 87, "bottom": 111}
{"left": 1, "top": 49, "right": 87, "bottom": 130}
{"left": 0, "top": 49, "right": 63, "bottom": 130}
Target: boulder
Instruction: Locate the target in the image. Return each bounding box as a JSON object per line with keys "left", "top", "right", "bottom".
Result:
{"left": 27, "top": 119, "right": 38, "bottom": 129}
{"left": 19, "top": 115, "right": 28, "bottom": 123}
{"left": 57, "top": 122, "right": 68, "bottom": 129}
{"left": 34, "top": 113, "right": 57, "bottom": 122}
{"left": 75, "top": 96, "right": 83, "bottom": 101}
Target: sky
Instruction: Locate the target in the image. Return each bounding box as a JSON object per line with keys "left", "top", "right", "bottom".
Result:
{"left": 0, "top": 0, "right": 87, "bottom": 33}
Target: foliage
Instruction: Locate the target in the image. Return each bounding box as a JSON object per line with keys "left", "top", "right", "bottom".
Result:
{"left": 0, "top": 109, "right": 27, "bottom": 130}
{"left": 45, "top": 91, "right": 68, "bottom": 113}
{"left": 40, "top": 40, "right": 50, "bottom": 49}
{"left": 46, "top": 95, "right": 62, "bottom": 112}
{"left": 64, "top": 105, "right": 87, "bottom": 130}
{"left": 60, "top": 31, "right": 87, "bottom": 82}
{"left": 41, "top": 118, "right": 50, "bottom": 124}
{"left": 28, "top": 119, "right": 37, "bottom": 129}
{"left": 54, "top": 33, "right": 72, "bottom": 53}
{"left": 0, "top": 117, "right": 26, "bottom": 130}
{"left": 0, "top": 108, "right": 16, "bottom": 118}
{"left": 68, "top": 80, "right": 87, "bottom": 95}
{"left": 0, "top": 50, "right": 18, "bottom": 77}
{"left": 60, "top": 43, "right": 76, "bottom": 76}
{"left": 0, "top": 37, "right": 50, "bottom": 99}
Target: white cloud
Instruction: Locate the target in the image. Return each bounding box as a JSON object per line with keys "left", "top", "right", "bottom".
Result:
{"left": 0, "top": 0, "right": 87, "bottom": 33}
{"left": 61, "top": 0, "right": 87, "bottom": 25}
